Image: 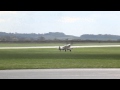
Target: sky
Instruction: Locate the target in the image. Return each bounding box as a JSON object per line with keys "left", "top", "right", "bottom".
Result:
{"left": 0, "top": 11, "right": 120, "bottom": 36}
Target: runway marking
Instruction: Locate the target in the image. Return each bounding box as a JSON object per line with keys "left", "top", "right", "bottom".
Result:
{"left": 0, "top": 45, "right": 120, "bottom": 49}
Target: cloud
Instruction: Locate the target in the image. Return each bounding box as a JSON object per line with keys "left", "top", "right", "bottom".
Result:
{"left": 0, "top": 11, "right": 18, "bottom": 23}
{"left": 58, "top": 16, "right": 95, "bottom": 23}
{"left": 91, "top": 12, "right": 120, "bottom": 21}
{"left": 58, "top": 17, "right": 80, "bottom": 23}
{"left": 0, "top": 11, "right": 17, "bottom": 15}
{"left": 79, "top": 17, "right": 95, "bottom": 22}
{"left": 0, "top": 18, "right": 6, "bottom": 22}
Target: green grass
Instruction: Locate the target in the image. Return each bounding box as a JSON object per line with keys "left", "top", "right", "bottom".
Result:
{"left": 0, "top": 47, "right": 120, "bottom": 70}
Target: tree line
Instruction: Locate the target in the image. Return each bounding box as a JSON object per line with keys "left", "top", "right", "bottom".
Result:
{"left": 0, "top": 32, "right": 120, "bottom": 43}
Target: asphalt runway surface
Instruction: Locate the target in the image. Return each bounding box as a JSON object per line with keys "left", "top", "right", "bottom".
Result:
{"left": 0, "top": 69, "right": 120, "bottom": 79}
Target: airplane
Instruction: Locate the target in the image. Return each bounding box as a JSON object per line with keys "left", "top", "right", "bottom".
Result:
{"left": 59, "top": 44, "right": 72, "bottom": 52}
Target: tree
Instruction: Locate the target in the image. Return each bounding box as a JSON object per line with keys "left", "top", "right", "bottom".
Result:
{"left": 38, "top": 36, "right": 45, "bottom": 41}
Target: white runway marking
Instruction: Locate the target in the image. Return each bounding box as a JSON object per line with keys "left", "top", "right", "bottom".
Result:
{"left": 0, "top": 45, "right": 120, "bottom": 49}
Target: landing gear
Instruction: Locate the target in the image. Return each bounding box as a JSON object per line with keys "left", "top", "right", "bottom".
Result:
{"left": 64, "top": 50, "right": 71, "bottom": 52}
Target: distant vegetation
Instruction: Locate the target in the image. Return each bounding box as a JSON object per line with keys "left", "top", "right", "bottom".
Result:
{"left": 0, "top": 32, "right": 78, "bottom": 42}
{"left": 0, "top": 32, "right": 120, "bottom": 42}
{"left": 81, "top": 34, "right": 120, "bottom": 41}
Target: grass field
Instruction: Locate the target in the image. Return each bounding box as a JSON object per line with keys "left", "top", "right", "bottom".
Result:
{"left": 0, "top": 47, "right": 120, "bottom": 70}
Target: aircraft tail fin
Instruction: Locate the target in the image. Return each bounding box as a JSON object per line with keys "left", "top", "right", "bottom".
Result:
{"left": 59, "top": 46, "right": 61, "bottom": 50}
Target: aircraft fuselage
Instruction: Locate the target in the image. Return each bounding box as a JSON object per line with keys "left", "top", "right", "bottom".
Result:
{"left": 59, "top": 44, "right": 72, "bottom": 52}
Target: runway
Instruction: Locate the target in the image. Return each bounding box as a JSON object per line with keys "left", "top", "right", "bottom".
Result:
{"left": 0, "top": 69, "right": 120, "bottom": 79}
{"left": 0, "top": 45, "right": 120, "bottom": 49}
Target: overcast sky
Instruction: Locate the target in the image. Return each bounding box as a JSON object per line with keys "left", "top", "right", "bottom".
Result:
{"left": 0, "top": 11, "right": 120, "bottom": 36}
